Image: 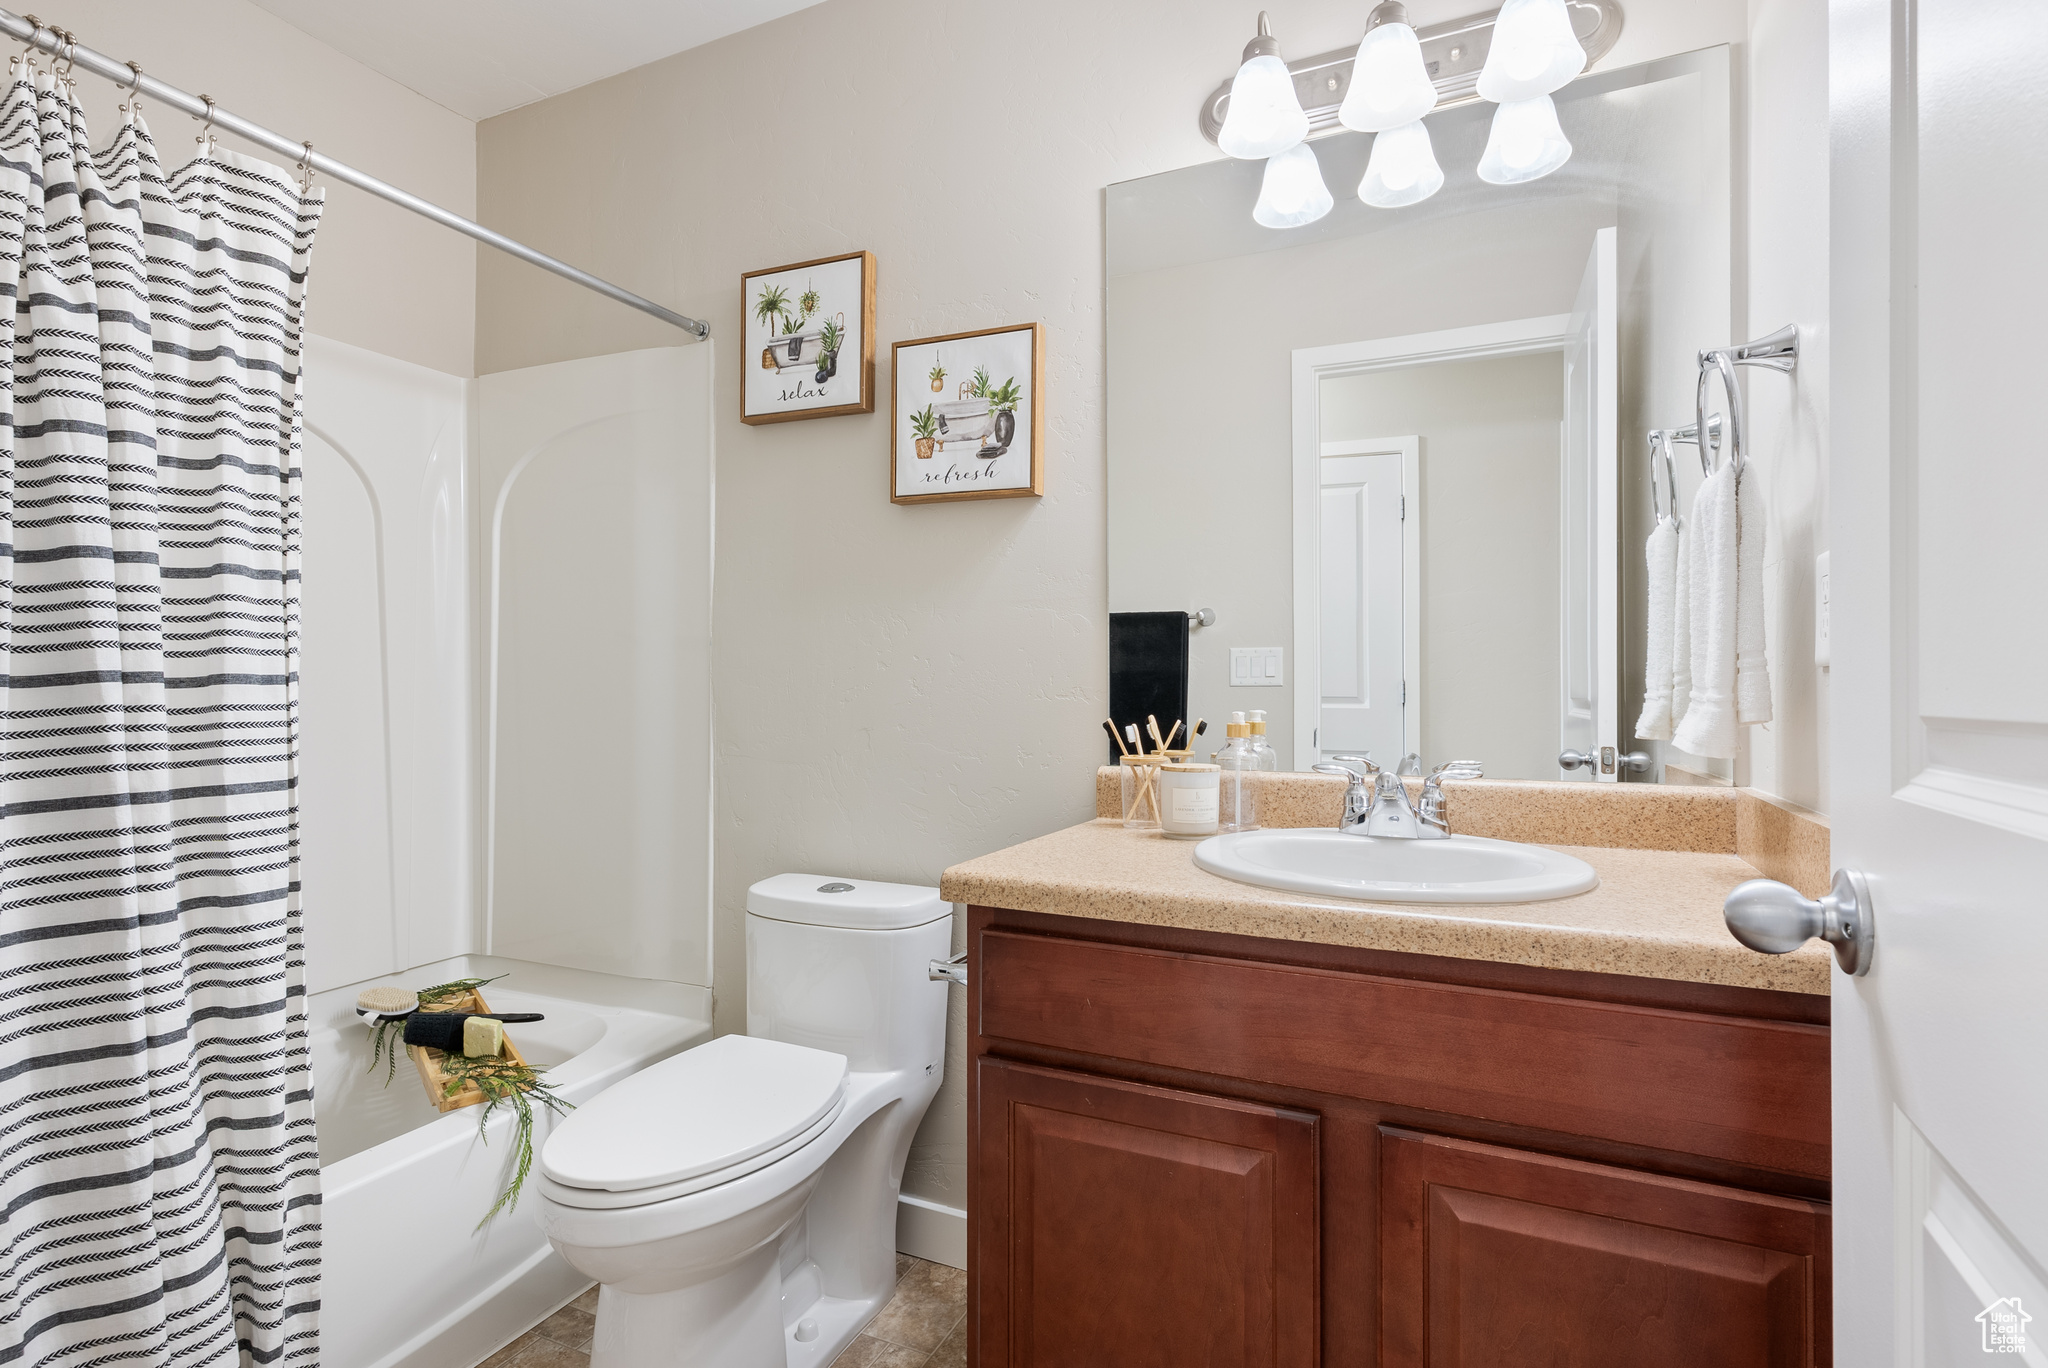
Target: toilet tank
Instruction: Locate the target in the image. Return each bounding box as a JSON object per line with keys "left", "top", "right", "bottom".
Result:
{"left": 745, "top": 875, "right": 952, "bottom": 1075}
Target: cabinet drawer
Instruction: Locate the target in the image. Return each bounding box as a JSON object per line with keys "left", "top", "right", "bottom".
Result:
{"left": 975, "top": 1058, "right": 1319, "bottom": 1368}
{"left": 977, "top": 927, "right": 1828, "bottom": 1177}
{"left": 1380, "top": 1128, "right": 1829, "bottom": 1366}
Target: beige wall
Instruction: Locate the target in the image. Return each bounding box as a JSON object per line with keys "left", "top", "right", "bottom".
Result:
{"left": 1322, "top": 354, "right": 1565, "bottom": 780}
{"left": 473, "top": 0, "right": 1747, "bottom": 1216}
{"left": 49, "top": 0, "right": 475, "bottom": 376}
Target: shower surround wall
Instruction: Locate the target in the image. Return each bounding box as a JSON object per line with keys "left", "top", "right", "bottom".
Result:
{"left": 470, "top": 0, "right": 1757, "bottom": 1236}
{"left": 297, "top": 339, "right": 715, "bottom": 1368}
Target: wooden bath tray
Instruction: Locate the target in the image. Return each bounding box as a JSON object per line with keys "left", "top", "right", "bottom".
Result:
{"left": 406, "top": 988, "right": 529, "bottom": 1114}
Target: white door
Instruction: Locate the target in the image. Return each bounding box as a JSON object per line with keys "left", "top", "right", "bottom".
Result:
{"left": 1832, "top": 2, "right": 2048, "bottom": 1362}
{"left": 1314, "top": 440, "right": 1414, "bottom": 766}
{"left": 1559, "top": 228, "right": 1619, "bottom": 780}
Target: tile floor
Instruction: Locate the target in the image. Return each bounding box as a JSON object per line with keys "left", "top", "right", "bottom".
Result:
{"left": 474, "top": 1255, "right": 966, "bottom": 1368}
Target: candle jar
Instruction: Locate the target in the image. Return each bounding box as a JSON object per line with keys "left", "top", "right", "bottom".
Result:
{"left": 1157, "top": 763, "right": 1222, "bottom": 838}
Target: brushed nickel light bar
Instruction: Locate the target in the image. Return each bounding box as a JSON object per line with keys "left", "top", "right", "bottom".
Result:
{"left": 0, "top": 7, "right": 710, "bottom": 340}
{"left": 1198, "top": 0, "right": 1625, "bottom": 146}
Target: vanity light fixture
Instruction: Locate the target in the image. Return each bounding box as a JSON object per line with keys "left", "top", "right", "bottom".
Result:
{"left": 1476, "top": 93, "right": 1573, "bottom": 183}
{"left": 1476, "top": 0, "right": 1589, "bottom": 103}
{"left": 1253, "top": 141, "right": 1336, "bottom": 228}
{"left": 1218, "top": 12, "right": 1310, "bottom": 160}
{"left": 1338, "top": 3, "right": 1438, "bottom": 133}
{"left": 1359, "top": 120, "right": 1444, "bottom": 207}
{"left": 1201, "top": 1, "right": 1619, "bottom": 225}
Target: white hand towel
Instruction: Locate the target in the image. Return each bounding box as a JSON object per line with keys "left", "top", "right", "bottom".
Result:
{"left": 1735, "top": 468, "right": 1773, "bottom": 725}
{"left": 1672, "top": 464, "right": 1738, "bottom": 759}
{"left": 1634, "top": 519, "right": 1680, "bottom": 740}
{"left": 1670, "top": 518, "right": 1692, "bottom": 735}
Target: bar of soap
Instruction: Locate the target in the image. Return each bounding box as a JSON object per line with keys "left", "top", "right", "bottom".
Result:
{"left": 462, "top": 1016, "right": 504, "bottom": 1058}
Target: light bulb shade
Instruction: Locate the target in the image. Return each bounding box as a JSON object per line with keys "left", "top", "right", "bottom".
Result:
{"left": 1219, "top": 53, "right": 1310, "bottom": 159}
{"left": 1477, "top": 94, "right": 1573, "bottom": 184}
{"left": 1476, "top": 0, "right": 1586, "bottom": 103}
{"left": 1338, "top": 21, "right": 1437, "bottom": 133}
{"left": 1358, "top": 121, "right": 1444, "bottom": 208}
{"left": 1253, "top": 142, "right": 1334, "bottom": 228}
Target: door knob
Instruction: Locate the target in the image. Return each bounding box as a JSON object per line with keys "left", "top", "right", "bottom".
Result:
{"left": 1723, "top": 868, "right": 1875, "bottom": 976}
{"left": 1558, "top": 749, "right": 1595, "bottom": 771}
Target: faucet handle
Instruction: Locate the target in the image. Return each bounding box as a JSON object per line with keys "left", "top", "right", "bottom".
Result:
{"left": 1431, "top": 760, "right": 1484, "bottom": 780}
{"left": 1328, "top": 753, "right": 1380, "bottom": 775}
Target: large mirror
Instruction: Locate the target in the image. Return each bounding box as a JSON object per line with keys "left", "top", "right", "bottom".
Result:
{"left": 1107, "top": 47, "right": 1732, "bottom": 783}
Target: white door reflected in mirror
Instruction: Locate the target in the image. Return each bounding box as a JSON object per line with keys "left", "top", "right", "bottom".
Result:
{"left": 1315, "top": 440, "right": 1412, "bottom": 767}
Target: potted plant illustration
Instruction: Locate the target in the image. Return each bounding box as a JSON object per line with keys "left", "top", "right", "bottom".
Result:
{"left": 911, "top": 405, "right": 939, "bottom": 459}
{"left": 929, "top": 363, "right": 947, "bottom": 393}
{"left": 985, "top": 377, "right": 1024, "bottom": 454}
{"left": 780, "top": 312, "right": 807, "bottom": 364}
{"left": 813, "top": 318, "right": 844, "bottom": 385}
{"left": 970, "top": 365, "right": 993, "bottom": 399}
{"left": 754, "top": 284, "right": 790, "bottom": 368}
{"left": 798, "top": 281, "right": 821, "bottom": 319}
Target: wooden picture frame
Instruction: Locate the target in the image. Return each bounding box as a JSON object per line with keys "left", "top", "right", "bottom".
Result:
{"left": 741, "top": 250, "right": 876, "bottom": 424}
{"left": 890, "top": 323, "right": 1045, "bottom": 505}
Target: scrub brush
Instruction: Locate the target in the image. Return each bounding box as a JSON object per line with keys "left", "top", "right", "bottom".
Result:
{"left": 356, "top": 986, "right": 418, "bottom": 1024}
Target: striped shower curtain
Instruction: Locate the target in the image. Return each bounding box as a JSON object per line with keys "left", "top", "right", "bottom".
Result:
{"left": 0, "top": 72, "right": 323, "bottom": 1368}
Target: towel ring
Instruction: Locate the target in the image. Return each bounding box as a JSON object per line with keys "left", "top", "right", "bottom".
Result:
{"left": 1647, "top": 430, "right": 1681, "bottom": 527}
{"left": 1697, "top": 349, "right": 1746, "bottom": 477}
{"left": 1695, "top": 325, "right": 1802, "bottom": 479}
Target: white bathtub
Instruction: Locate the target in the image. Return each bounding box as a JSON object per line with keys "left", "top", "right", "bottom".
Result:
{"left": 313, "top": 955, "right": 712, "bottom": 1368}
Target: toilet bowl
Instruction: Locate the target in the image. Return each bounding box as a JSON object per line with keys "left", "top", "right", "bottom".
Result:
{"left": 535, "top": 875, "right": 952, "bottom": 1368}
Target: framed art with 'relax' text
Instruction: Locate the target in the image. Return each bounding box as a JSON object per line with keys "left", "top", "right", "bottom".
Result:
{"left": 741, "top": 250, "right": 875, "bottom": 424}
{"left": 891, "top": 323, "right": 1044, "bottom": 504}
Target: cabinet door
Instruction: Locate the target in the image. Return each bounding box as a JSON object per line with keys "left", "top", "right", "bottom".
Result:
{"left": 1380, "top": 1129, "right": 1829, "bottom": 1367}
{"left": 975, "top": 1058, "right": 1319, "bottom": 1368}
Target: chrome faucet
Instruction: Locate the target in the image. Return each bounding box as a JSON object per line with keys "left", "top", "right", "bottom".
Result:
{"left": 1311, "top": 755, "right": 1375, "bottom": 829}
{"left": 1312, "top": 754, "right": 1421, "bottom": 837}
{"left": 1314, "top": 755, "right": 1483, "bottom": 839}
{"left": 1416, "top": 762, "right": 1484, "bottom": 839}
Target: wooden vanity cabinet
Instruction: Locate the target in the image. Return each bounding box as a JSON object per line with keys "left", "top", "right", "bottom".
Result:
{"left": 967, "top": 906, "right": 1832, "bottom": 1368}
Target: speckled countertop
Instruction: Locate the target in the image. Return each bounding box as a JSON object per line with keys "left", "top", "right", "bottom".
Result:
{"left": 940, "top": 817, "right": 1832, "bottom": 996}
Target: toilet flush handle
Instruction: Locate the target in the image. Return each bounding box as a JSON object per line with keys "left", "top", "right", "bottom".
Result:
{"left": 929, "top": 952, "right": 967, "bottom": 986}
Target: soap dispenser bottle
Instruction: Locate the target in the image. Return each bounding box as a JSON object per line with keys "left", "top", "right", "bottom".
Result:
{"left": 1245, "top": 710, "right": 1278, "bottom": 771}
{"left": 1213, "top": 712, "right": 1259, "bottom": 832}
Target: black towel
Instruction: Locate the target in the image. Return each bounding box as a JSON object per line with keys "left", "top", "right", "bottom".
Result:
{"left": 402, "top": 1012, "right": 544, "bottom": 1052}
{"left": 1109, "top": 612, "right": 1190, "bottom": 762}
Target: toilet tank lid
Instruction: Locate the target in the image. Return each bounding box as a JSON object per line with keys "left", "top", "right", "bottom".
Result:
{"left": 746, "top": 874, "right": 948, "bottom": 930}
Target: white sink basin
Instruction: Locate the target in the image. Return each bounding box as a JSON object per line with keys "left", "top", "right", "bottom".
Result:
{"left": 1192, "top": 828, "right": 1599, "bottom": 904}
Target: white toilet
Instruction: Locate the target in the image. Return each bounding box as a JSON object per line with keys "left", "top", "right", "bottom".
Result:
{"left": 534, "top": 875, "right": 953, "bottom": 1368}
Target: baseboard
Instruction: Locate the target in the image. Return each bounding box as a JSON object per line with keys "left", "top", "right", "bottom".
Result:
{"left": 896, "top": 1194, "right": 967, "bottom": 1270}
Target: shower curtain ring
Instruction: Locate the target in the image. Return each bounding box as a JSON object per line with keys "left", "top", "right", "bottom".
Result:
{"left": 122, "top": 61, "right": 143, "bottom": 116}
{"left": 297, "top": 141, "right": 314, "bottom": 194}
{"left": 17, "top": 15, "right": 41, "bottom": 72}
{"left": 196, "top": 94, "right": 217, "bottom": 154}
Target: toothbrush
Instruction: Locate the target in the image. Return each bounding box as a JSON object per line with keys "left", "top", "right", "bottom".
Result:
{"left": 1147, "top": 715, "right": 1166, "bottom": 752}
{"left": 1125, "top": 723, "right": 1143, "bottom": 754}
{"left": 1103, "top": 719, "right": 1130, "bottom": 756}
{"left": 1162, "top": 720, "right": 1183, "bottom": 751}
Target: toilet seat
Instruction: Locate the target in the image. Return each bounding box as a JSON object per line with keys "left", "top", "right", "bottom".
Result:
{"left": 541, "top": 1034, "right": 848, "bottom": 1207}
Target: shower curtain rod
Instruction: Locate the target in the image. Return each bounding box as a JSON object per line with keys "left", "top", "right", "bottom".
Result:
{"left": 0, "top": 7, "right": 710, "bottom": 340}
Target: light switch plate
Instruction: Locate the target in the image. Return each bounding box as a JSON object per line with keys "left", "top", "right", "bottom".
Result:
{"left": 1815, "top": 551, "right": 1831, "bottom": 670}
{"left": 1231, "top": 646, "right": 1284, "bottom": 687}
